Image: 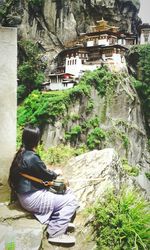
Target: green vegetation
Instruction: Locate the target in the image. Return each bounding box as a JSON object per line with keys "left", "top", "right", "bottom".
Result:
{"left": 81, "top": 116, "right": 100, "bottom": 132}
{"left": 17, "top": 67, "right": 119, "bottom": 127}
{"left": 80, "top": 66, "right": 117, "bottom": 97}
{"left": 87, "top": 127, "right": 106, "bottom": 150}
{"left": 107, "top": 128, "right": 130, "bottom": 154}
{"left": 28, "top": 0, "right": 44, "bottom": 11}
{"left": 127, "top": 45, "right": 150, "bottom": 135}
{"left": 29, "top": 0, "right": 43, "bottom": 6}
{"left": 89, "top": 188, "right": 150, "bottom": 250}
{"left": 17, "top": 68, "right": 131, "bottom": 150}
{"left": 65, "top": 125, "right": 82, "bottom": 145}
{"left": 36, "top": 144, "right": 87, "bottom": 165}
{"left": 0, "top": 0, "right": 14, "bottom": 21}
{"left": 145, "top": 172, "right": 150, "bottom": 181}
{"left": 18, "top": 79, "right": 90, "bottom": 126}
{"left": 17, "top": 125, "right": 23, "bottom": 149}
{"left": 121, "top": 158, "right": 139, "bottom": 177}
{"left": 69, "top": 114, "right": 80, "bottom": 121}
{"left": 18, "top": 40, "right": 46, "bottom": 102}
{"left": 86, "top": 99, "right": 94, "bottom": 114}
{"left": 18, "top": 90, "right": 68, "bottom": 126}
{"left": 120, "top": 133, "right": 129, "bottom": 151}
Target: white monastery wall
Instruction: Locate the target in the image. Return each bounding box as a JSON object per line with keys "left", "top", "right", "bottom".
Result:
{"left": 82, "top": 64, "right": 100, "bottom": 72}
{"left": 66, "top": 56, "right": 82, "bottom": 77}
{"left": 47, "top": 82, "right": 74, "bottom": 90}
{"left": 98, "top": 39, "right": 109, "bottom": 46}
{"left": 0, "top": 27, "right": 17, "bottom": 185}
{"left": 87, "top": 40, "right": 94, "bottom": 47}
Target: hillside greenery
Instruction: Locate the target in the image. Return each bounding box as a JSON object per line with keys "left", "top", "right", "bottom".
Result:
{"left": 89, "top": 188, "right": 150, "bottom": 250}
{"left": 127, "top": 44, "right": 150, "bottom": 136}
{"left": 17, "top": 67, "right": 123, "bottom": 150}
{"left": 17, "top": 67, "right": 118, "bottom": 126}
{"left": 36, "top": 144, "right": 88, "bottom": 166}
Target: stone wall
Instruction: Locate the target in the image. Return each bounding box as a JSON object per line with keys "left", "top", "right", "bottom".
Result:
{"left": 0, "top": 27, "right": 17, "bottom": 186}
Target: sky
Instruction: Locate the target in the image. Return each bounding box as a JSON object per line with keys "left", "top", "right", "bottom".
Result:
{"left": 139, "top": 0, "right": 150, "bottom": 23}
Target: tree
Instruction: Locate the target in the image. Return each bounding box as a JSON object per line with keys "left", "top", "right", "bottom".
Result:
{"left": 17, "top": 40, "right": 46, "bottom": 103}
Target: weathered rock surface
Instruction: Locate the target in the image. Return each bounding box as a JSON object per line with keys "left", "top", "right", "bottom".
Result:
{"left": 64, "top": 148, "right": 149, "bottom": 206}
{"left": 1, "top": 148, "right": 148, "bottom": 250}
{"left": 42, "top": 75, "right": 150, "bottom": 172}
{"left": 0, "top": 202, "right": 45, "bottom": 250}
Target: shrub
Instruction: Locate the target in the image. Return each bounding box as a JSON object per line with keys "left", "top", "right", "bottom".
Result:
{"left": 86, "top": 99, "right": 94, "bottom": 114}
{"left": 28, "top": 0, "right": 44, "bottom": 9}
{"left": 36, "top": 144, "right": 87, "bottom": 165}
{"left": 17, "top": 40, "right": 46, "bottom": 101}
{"left": 17, "top": 90, "right": 68, "bottom": 126}
{"left": 145, "top": 172, "right": 150, "bottom": 181}
{"left": 80, "top": 66, "right": 114, "bottom": 97}
{"left": 86, "top": 127, "right": 106, "bottom": 150}
{"left": 88, "top": 117, "right": 99, "bottom": 128}
{"left": 17, "top": 125, "right": 23, "bottom": 149}
{"left": 65, "top": 125, "right": 82, "bottom": 145}
{"left": 17, "top": 84, "right": 27, "bottom": 102}
{"left": 121, "top": 158, "right": 139, "bottom": 176}
{"left": 89, "top": 188, "right": 150, "bottom": 250}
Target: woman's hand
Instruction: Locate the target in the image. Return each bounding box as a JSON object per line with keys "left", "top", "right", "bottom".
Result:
{"left": 54, "top": 169, "right": 63, "bottom": 176}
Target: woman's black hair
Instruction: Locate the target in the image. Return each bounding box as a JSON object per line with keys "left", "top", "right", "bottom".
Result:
{"left": 22, "top": 125, "right": 40, "bottom": 150}
{"left": 8, "top": 125, "right": 41, "bottom": 195}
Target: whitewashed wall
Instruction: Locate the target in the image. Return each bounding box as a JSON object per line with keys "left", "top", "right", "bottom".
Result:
{"left": 0, "top": 27, "right": 17, "bottom": 185}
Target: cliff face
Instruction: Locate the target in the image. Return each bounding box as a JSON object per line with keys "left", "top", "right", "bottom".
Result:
{"left": 0, "top": 0, "right": 141, "bottom": 65}
{"left": 41, "top": 72, "right": 149, "bottom": 170}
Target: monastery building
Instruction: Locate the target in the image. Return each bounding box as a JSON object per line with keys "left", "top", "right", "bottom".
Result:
{"left": 43, "top": 19, "right": 142, "bottom": 91}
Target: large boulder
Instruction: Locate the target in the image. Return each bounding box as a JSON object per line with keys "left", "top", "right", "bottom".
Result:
{"left": 64, "top": 148, "right": 136, "bottom": 209}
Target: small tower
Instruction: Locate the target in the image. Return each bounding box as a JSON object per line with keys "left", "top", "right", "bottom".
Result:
{"left": 91, "top": 17, "right": 119, "bottom": 33}
{"left": 139, "top": 23, "right": 150, "bottom": 44}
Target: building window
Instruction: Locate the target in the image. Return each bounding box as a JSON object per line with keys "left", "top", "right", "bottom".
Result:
{"left": 144, "top": 34, "right": 149, "bottom": 43}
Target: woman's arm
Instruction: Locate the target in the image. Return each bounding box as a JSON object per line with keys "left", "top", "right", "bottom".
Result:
{"left": 26, "top": 153, "right": 58, "bottom": 181}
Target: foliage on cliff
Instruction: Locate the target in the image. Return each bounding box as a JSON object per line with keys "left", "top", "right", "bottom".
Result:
{"left": 127, "top": 45, "right": 150, "bottom": 135}
{"left": 17, "top": 67, "right": 121, "bottom": 149}
{"left": 17, "top": 67, "right": 114, "bottom": 127}
{"left": 17, "top": 83, "right": 90, "bottom": 127}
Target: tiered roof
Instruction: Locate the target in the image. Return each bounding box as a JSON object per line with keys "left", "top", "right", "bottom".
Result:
{"left": 91, "top": 18, "right": 119, "bottom": 33}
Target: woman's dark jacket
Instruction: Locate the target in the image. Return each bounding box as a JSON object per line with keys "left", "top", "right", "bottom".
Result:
{"left": 14, "top": 150, "right": 57, "bottom": 194}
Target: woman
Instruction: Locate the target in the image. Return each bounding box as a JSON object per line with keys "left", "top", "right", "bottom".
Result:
{"left": 8, "top": 125, "right": 78, "bottom": 244}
